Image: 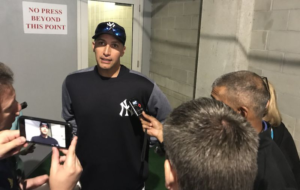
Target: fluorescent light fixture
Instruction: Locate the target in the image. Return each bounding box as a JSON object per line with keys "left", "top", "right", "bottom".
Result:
{"left": 104, "top": 2, "right": 115, "bottom": 9}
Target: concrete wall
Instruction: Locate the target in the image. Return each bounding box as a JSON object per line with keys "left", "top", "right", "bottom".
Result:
{"left": 249, "top": 0, "right": 300, "bottom": 153}
{"left": 150, "top": 0, "right": 201, "bottom": 108}
{"left": 141, "top": 0, "right": 152, "bottom": 77}
{"left": 88, "top": 1, "right": 133, "bottom": 69}
{"left": 195, "top": 0, "right": 255, "bottom": 98}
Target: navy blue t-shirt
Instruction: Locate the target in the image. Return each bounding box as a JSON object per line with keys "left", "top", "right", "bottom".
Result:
{"left": 31, "top": 135, "right": 59, "bottom": 146}
{"left": 62, "top": 65, "right": 172, "bottom": 190}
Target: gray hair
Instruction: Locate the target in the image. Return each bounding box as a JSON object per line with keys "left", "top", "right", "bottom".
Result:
{"left": 164, "top": 97, "right": 258, "bottom": 190}
{"left": 212, "top": 70, "right": 269, "bottom": 118}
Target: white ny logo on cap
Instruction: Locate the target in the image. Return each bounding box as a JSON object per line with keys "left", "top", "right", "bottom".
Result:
{"left": 107, "top": 22, "right": 115, "bottom": 30}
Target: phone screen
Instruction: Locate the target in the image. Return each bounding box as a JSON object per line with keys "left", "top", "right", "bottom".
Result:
{"left": 19, "top": 116, "right": 72, "bottom": 149}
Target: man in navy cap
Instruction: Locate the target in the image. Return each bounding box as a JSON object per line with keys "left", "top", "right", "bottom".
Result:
{"left": 62, "top": 21, "right": 171, "bottom": 189}
{"left": 31, "top": 122, "right": 59, "bottom": 146}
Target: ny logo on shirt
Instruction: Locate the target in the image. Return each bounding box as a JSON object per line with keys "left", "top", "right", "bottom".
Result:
{"left": 119, "top": 99, "right": 133, "bottom": 117}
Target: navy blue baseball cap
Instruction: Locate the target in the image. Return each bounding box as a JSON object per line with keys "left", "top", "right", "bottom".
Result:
{"left": 92, "top": 21, "right": 126, "bottom": 45}
{"left": 40, "top": 122, "right": 50, "bottom": 128}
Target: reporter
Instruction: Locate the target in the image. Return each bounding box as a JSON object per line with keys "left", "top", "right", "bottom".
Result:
{"left": 0, "top": 62, "right": 48, "bottom": 190}
{"left": 0, "top": 62, "right": 83, "bottom": 190}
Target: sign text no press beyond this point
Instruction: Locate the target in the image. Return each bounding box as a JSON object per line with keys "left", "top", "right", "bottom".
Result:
{"left": 23, "top": 1, "right": 67, "bottom": 35}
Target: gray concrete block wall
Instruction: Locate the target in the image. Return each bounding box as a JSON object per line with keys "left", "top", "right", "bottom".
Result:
{"left": 250, "top": 31, "right": 268, "bottom": 49}
{"left": 288, "top": 10, "right": 300, "bottom": 31}
{"left": 150, "top": 0, "right": 201, "bottom": 108}
{"left": 250, "top": 0, "right": 300, "bottom": 153}
{"left": 195, "top": 0, "right": 254, "bottom": 98}
{"left": 273, "top": 0, "right": 300, "bottom": 10}
{"left": 254, "top": 0, "right": 272, "bottom": 10}
{"left": 268, "top": 31, "right": 300, "bottom": 53}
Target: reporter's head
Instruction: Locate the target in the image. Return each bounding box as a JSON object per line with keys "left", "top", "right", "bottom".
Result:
{"left": 163, "top": 97, "right": 259, "bottom": 190}
{"left": 211, "top": 70, "right": 270, "bottom": 133}
{"left": 0, "top": 62, "right": 21, "bottom": 130}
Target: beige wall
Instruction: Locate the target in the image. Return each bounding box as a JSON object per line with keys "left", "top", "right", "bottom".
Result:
{"left": 150, "top": 0, "right": 201, "bottom": 108}
{"left": 88, "top": 1, "right": 133, "bottom": 69}
{"left": 195, "top": 0, "right": 255, "bottom": 98}
{"left": 249, "top": 0, "right": 300, "bottom": 153}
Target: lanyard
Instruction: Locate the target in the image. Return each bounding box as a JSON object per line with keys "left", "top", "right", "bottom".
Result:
{"left": 262, "top": 121, "right": 273, "bottom": 139}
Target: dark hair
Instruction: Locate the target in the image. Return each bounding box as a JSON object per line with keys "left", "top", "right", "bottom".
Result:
{"left": 212, "top": 70, "right": 269, "bottom": 118}
{"left": 40, "top": 122, "right": 50, "bottom": 129}
{"left": 163, "top": 97, "right": 258, "bottom": 190}
{"left": 0, "top": 62, "right": 14, "bottom": 95}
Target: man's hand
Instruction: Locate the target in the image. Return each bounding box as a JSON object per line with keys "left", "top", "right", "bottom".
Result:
{"left": 21, "top": 175, "right": 49, "bottom": 190}
{"left": 49, "top": 136, "right": 82, "bottom": 190}
{"left": 0, "top": 130, "right": 27, "bottom": 160}
{"left": 140, "top": 112, "right": 164, "bottom": 143}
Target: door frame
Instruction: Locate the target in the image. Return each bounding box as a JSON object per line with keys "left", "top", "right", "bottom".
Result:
{"left": 77, "top": 0, "right": 144, "bottom": 72}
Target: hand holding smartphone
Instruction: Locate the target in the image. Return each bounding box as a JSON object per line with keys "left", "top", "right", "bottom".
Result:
{"left": 18, "top": 116, "right": 73, "bottom": 149}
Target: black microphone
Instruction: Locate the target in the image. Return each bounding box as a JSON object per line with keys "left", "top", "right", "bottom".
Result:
{"left": 20, "top": 102, "right": 28, "bottom": 110}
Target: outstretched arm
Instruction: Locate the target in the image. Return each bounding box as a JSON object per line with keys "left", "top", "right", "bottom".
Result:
{"left": 140, "top": 112, "right": 163, "bottom": 143}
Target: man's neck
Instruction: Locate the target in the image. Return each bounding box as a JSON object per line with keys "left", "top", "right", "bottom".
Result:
{"left": 42, "top": 134, "right": 48, "bottom": 138}
{"left": 97, "top": 64, "right": 121, "bottom": 78}
{"left": 250, "top": 119, "right": 264, "bottom": 134}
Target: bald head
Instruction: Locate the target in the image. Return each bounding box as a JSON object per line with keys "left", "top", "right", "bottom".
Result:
{"left": 212, "top": 71, "right": 269, "bottom": 118}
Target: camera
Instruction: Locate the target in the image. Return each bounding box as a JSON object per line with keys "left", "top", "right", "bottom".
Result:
{"left": 19, "top": 116, "right": 73, "bottom": 149}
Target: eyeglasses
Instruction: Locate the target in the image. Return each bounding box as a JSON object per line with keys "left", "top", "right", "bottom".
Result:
{"left": 261, "top": 77, "right": 270, "bottom": 99}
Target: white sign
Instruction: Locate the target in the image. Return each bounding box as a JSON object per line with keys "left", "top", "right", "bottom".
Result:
{"left": 22, "top": 1, "right": 67, "bottom": 34}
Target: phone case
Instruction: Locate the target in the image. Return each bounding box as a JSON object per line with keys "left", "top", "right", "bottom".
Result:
{"left": 18, "top": 115, "right": 73, "bottom": 149}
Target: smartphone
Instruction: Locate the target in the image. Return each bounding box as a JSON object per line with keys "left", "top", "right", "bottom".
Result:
{"left": 18, "top": 116, "right": 73, "bottom": 149}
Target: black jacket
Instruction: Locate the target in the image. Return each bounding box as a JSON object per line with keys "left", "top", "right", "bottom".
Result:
{"left": 254, "top": 127, "right": 299, "bottom": 190}
{"left": 271, "top": 122, "right": 300, "bottom": 188}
